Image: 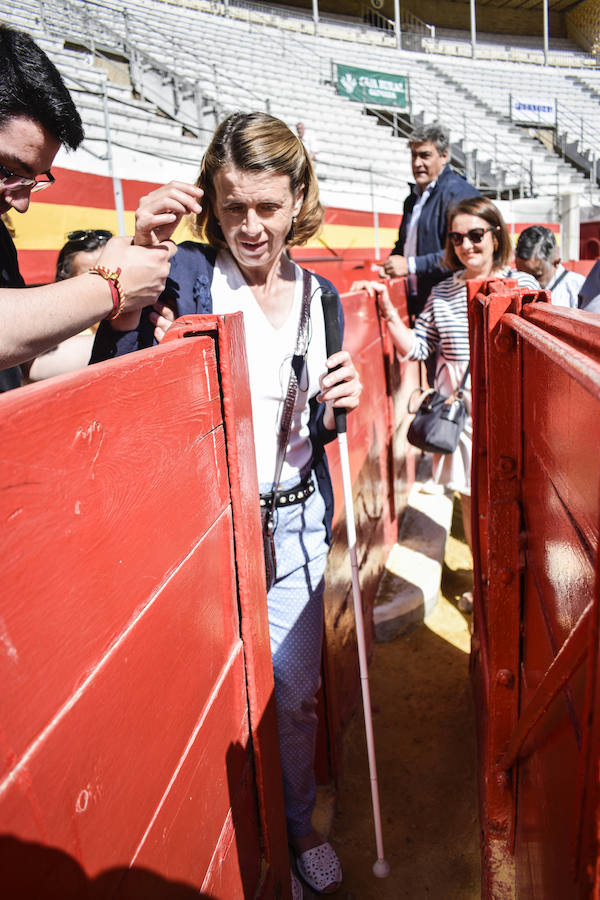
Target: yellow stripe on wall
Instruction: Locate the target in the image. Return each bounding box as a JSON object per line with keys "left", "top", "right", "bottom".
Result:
{"left": 305, "top": 224, "right": 398, "bottom": 250}
{"left": 9, "top": 205, "right": 398, "bottom": 253}
{"left": 8, "top": 205, "right": 136, "bottom": 249}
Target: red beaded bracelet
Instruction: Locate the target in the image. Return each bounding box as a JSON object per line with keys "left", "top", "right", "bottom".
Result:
{"left": 89, "top": 265, "right": 125, "bottom": 319}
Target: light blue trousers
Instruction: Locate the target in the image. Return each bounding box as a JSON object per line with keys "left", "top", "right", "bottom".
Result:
{"left": 262, "top": 468, "right": 329, "bottom": 839}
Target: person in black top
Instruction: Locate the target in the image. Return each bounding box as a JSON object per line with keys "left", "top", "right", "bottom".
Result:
{"left": 0, "top": 215, "right": 26, "bottom": 390}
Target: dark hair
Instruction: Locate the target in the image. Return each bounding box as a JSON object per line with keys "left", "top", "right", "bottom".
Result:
{"left": 515, "top": 225, "right": 557, "bottom": 262}
{"left": 194, "top": 111, "right": 323, "bottom": 248}
{"left": 408, "top": 122, "right": 450, "bottom": 156}
{"left": 444, "top": 196, "right": 512, "bottom": 271}
{"left": 0, "top": 26, "right": 84, "bottom": 150}
{"left": 55, "top": 230, "right": 112, "bottom": 280}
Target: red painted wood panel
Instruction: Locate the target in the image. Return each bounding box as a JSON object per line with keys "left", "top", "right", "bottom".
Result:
{"left": 0, "top": 338, "right": 226, "bottom": 765}
{"left": 320, "top": 281, "right": 412, "bottom": 773}
{"left": 0, "top": 318, "right": 289, "bottom": 897}
{"left": 0, "top": 285, "right": 418, "bottom": 896}
{"left": 471, "top": 282, "right": 600, "bottom": 899}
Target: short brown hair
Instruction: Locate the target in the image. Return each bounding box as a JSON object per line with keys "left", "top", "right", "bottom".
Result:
{"left": 193, "top": 111, "right": 323, "bottom": 248}
{"left": 444, "top": 196, "right": 512, "bottom": 271}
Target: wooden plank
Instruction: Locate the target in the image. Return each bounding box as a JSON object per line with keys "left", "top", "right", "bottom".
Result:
{"left": 517, "top": 568, "right": 582, "bottom": 900}
{"left": 0, "top": 512, "right": 242, "bottom": 883}
{"left": 0, "top": 338, "right": 228, "bottom": 763}
{"left": 522, "top": 339, "right": 600, "bottom": 554}
{"left": 131, "top": 651, "right": 258, "bottom": 888}
{"left": 200, "top": 756, "right": 262, "bottom": 898}
{"left": 522, "top": 444, "right": 596, "bottom": 652}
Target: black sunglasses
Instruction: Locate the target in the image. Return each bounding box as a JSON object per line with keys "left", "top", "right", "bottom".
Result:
{"left": 67, "top": 229, "right": 113, "bottom": 243}
{"left": 448, "top": 226, "right": 497, "bottom": 247}
{"left": 0, "top": 161, "right": 55, "bottom": 193}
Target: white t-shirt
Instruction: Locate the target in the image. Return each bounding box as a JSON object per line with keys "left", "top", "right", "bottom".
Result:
{"left": 547, "top": 264, "right": 585, "bottom": 308}
{"left": 211, "top": 249, "right": 328, "bottom": 486}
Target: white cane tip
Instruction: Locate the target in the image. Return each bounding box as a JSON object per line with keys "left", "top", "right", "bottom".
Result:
{"left": 373, "top": 858, "right": 390, "bottom": 878}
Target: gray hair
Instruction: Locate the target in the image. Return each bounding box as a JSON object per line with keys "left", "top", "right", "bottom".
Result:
{"left": 408, "top": 122, "right": 450, "bottom": 156}
{"left": 515, "top": 225, "right": 557, "bottom": 262}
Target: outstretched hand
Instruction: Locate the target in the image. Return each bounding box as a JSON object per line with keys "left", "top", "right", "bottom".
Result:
{"left": 135, "top": 181, "right": 203, "bottom": 246}
{"left": 318, "top": 349, "right": 362, "bottom": 432}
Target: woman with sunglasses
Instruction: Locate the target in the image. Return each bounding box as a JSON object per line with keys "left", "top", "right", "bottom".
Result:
{"left": 362, "top": 196, "right": 538, "bottom": 606}
{"left": 55, "top": 229, "right": 113, "bottom": 281}
{"left": 27, "top": 229, "right": 112, "bottom": 381}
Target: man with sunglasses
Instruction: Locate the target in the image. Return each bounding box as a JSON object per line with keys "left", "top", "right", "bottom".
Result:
{"left": 380, "top": 122, "right": 479, "bottom": 319}
{"left": 0, "top": 26, "right": 175, "bottom": 389}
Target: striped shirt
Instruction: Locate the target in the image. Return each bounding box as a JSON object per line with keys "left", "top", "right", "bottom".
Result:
{"left": 407, "top": 268, "right": 539, "bottom": 362}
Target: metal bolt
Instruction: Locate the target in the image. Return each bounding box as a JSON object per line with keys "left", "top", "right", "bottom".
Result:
{"left": 498, "top": 456, "right": 516, "bottom": 476}
{"left": 496, "top": 669, "right": 514, "bottom": 688}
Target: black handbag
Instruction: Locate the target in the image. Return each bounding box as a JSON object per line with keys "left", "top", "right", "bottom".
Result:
{"left": 260, "top": 269, "right": 312, "bottom": 591}
{"left": 406, "top": 365, "right": 469, "bottom": 455}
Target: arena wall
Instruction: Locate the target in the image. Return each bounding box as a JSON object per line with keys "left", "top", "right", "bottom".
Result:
{"left": 10, "top": 168, "right": 565, "bottom": 294}
{"left": 7, "top": 167, "right": 399, "bottom": 288}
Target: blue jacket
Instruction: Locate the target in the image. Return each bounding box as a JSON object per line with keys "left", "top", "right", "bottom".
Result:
{"left": 392, "top": 164, "right": 479, "bottom": 316}
{"left": 91, "top": 242, "right": 343, "bottom": 540}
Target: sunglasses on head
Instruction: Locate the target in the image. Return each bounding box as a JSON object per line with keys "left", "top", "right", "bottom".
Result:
{"left": 67, "top": 229, "right": 113, "bottom": 243}
{"left": 448, "top": 226, "right": 497, "bottom": 247}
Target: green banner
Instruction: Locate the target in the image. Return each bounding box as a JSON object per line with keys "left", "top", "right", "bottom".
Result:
{"left": 336, "top": 63, "right": 408, "bottom": 109}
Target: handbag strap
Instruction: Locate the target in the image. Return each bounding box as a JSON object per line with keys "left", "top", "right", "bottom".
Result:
{"left": 456, "top": 363, "right": 470, "bottom": 395}
{"left": 548, "top": 267, "right": 569, "bottom": 292}
{"left": 265, "top": 268, "right": 313, "bottom": 516}
{"left": 434, "top": 359, "right": 470, "bottom": 396}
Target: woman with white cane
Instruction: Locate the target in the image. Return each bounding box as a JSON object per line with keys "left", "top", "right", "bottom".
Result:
{"left": 91, "top": 112, "right": 362, "bottom": 898}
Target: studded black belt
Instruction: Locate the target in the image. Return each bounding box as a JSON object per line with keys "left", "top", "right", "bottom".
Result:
{"left": 260, "top": 473, "right": 315, "bottom": 509}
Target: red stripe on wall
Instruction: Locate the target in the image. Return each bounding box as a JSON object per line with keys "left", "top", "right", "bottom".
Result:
{"left": 34, "top": 172, "right": 403, "bottom": 227}
{"left": 323, "top": 207, "right": 400, "bottom": 228}
{"left": 18, "top": 250, "right": 62, "bottom": 285}
{"left": 34, "top": 168, "right": 164, "bottom": 209}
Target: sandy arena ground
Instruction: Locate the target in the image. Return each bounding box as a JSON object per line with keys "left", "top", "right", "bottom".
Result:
{"left": 327, "top": 498, "right": 481, "bottom": 900}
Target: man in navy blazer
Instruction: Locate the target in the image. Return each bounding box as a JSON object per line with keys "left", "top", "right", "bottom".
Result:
{"left": 381, "top": 123, "right": 479, "bottom": 318}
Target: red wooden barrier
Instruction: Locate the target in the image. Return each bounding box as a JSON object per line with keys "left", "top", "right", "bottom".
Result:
{"left": 469, "top": 281, "right": 600, "bottom": 898}
{"left": 0, "top": 314, "right": 290, "bottom": 898}
{"left": 319, "top": 278, "right": 417, "bottom": 774}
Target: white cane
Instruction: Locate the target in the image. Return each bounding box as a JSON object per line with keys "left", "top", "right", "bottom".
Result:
{"left": 321, "top": 289, "right": 390, "bottom": 879}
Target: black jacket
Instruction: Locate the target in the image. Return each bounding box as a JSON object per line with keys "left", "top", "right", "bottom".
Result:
{"left": 391, "top": 164, "right": 479, "bottom": 316}
{"left": 0, "top": 219, "right": 24, "bottom": 391}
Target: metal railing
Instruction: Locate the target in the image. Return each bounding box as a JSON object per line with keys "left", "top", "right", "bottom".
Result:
{"left": 359, "top": 3, "right": 434, "bottom": 39}
{"left": 31, "top": 0, "right": 579, "bottom": 203}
